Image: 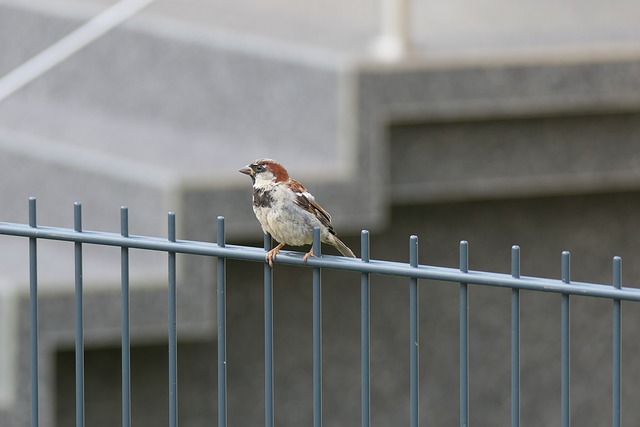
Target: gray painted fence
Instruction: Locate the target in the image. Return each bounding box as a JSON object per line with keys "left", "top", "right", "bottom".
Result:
{"left": 0, "top": 197, "right": 631, "bottom": 427}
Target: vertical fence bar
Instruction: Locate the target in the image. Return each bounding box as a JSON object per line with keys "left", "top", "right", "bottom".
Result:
{"left": 459, "top": 241, "right": 469, "bottom": 427}
{"left": 28, "top": 197, "right": 39, "bottom": 427}
{"left": 313, "top": 227, "right": 323, "bottom": 427}
{"left": 168, "top": 213, "right": 178, "bottom": 427}
{"left": 612, "top": 256, "right": 622, "bottom": 427}
{"left": 74, "top": 203, "right": 85, "bottom": 427}
{"left": 511, "top": 246, "right": 521, "bottom": 427}
{"left": 264, "top": 233, "right": 274, "bottom": 427}
{"left": 361, "top": 231, "right": 371, "bottom": 427}
{"left": 217, "top": 216, "right": 227, "bottom": 427}
{"left": 409, "top": 235, "right": 419, "bottom": 427}
{"left": 121, "top": 207, "right": 131, "bottom": 427}
{"left": 561, "top": 251, "right": 570, "bottom": 427}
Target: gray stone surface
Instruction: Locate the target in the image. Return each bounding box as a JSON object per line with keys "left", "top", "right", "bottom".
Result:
{"left": 28, "top": 0, "right": 640, "bottom": 56}
{"left": 1, "top": 0, "right": 640, "bottom": 425}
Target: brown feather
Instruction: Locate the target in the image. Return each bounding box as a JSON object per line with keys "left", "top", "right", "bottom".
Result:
{"left": 290, "top": 179, "right": 336, "bottom": 235}
{"left": 260, "top": 159, "right": 289, "bottom": 182}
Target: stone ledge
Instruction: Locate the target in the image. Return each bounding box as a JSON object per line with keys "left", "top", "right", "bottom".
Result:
{"left": 356, "top": 56, "right": 640, "bottom": 208}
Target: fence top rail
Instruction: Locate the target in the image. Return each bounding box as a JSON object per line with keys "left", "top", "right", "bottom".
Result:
{"left": 0, "top": 220, "right": 636, "bottom": 302}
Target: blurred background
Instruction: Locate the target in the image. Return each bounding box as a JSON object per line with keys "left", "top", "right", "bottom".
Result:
{"left": 1, "top": 0, "right": 640, "bottom": 425}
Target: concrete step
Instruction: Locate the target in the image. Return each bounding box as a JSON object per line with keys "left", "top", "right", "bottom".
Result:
{"left": 0, "top": 0, "right": 376, "bottom": 239}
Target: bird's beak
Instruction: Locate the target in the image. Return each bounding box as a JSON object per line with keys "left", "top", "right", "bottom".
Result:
{"left": 239, "top": 165, "right": 253, "bottom": 176}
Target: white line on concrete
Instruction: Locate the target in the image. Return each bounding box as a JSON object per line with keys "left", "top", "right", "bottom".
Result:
{"left": 0, "top": 0, "right": 157, "bottom": 102}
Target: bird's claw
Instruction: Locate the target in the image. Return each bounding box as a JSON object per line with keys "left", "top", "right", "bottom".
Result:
{"left": 265, "top": 243, "right": 284, "bottom": 268}
{"left": 303, "top": 248, "right": 315, "bottom": 264}
{"left": 266, "top": 245, "right": 317, "bottom": 266}
{"left": 266, "top": 250, "right": 277, "bottom": 268}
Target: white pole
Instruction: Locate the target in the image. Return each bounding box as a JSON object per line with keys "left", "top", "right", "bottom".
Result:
{"left": 371, "top": 0, "right": 410, "bottom": 60}
{"left": 0, "top": 0, "right": 158, "bottom": 103}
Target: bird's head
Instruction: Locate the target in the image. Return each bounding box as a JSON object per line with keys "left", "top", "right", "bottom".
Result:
{"left": 239, "top": 158, "right": 289, "bottom": 185}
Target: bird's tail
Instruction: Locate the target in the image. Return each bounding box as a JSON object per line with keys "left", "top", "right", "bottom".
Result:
{"left": 331, "top": 236, "right": 356, "bottom": 258}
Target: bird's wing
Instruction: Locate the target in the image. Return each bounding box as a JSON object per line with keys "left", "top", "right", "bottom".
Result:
{"left": 290, "top": 179, "right": 336, "bottom": 235}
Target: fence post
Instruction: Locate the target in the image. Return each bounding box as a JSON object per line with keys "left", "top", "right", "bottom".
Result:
{"left": 313, "top": 227, "right": 323, "bottom": 427}
{"left": 217, "top": 217, "right": 227, "bottom": 427}
{"left": 511, "top": 246, "right": 521, "bottom": 427}
{"left": 120, "top": 207, "right": 131, "bottom": 427}
{"left": 561, "top": 251, "right": 571, "bottom": 427}
{"left": 73, "top": 203, "right": 85, "bottom": 427}
{"left": 168, "top": 213, "right": 178, "bottom": 427}
{"left": 361, "top": 231, "right": 371, "bottom": 427}
{"left": 28, "top": 197, "right": 39, "bottom": 427}
{"left": 459, "top": 241, "right": 469, "bottom": 427}
{"left": 409, "top": 235, "right": 419, "bottom": 427}
{"left": 612, "top": 256, "right": 622, "bottom": 427}
{"left": 264, "top": 233, "right": 274, "bottom": 427}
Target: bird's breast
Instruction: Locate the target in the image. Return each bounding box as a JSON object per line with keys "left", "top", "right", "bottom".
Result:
{"left": 253, "top": 188, "right": 274, "bottom": 208}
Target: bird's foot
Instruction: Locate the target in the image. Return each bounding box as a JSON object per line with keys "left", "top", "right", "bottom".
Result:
{"left": 303, "top": 247, "right": 315, "bottom": 264}
{"left": 266, "top": 243, "right": 285, "bottom": 268}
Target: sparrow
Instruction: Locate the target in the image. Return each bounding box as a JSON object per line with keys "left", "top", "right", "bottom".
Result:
{"left": 239, "top": 158, "right": 356, "bottom": 267}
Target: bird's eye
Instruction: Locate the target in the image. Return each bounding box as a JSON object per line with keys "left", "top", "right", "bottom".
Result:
{"left": 254, "top": 164, "right": 265, "bottom": 172}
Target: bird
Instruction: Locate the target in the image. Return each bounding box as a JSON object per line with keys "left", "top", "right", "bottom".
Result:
{"left": 239, "top": 158, "right": 356, "bottom": 267}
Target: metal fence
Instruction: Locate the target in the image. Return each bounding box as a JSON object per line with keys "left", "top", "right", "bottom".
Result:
{"left": 0, "top": 197, "right": 636, "bottom": 427}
